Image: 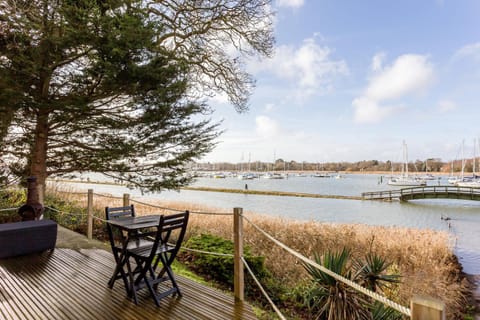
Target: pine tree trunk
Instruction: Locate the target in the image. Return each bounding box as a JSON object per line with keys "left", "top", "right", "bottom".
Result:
{"left": 30, "top": 111, "right": 49, "bottom": 204}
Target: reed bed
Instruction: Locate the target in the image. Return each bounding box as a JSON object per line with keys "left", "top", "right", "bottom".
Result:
{"left": 47, "top": 186, "right": 471, "bottom": 318}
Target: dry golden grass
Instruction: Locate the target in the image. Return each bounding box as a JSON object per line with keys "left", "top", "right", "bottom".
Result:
{"left": 48, "top": 186, "right": 471, "bottom": 318}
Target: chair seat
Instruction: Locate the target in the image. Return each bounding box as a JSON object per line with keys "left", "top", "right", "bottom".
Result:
{"left": 113, "top": 238, "right": 154, "bottom": 252}
{"left": 127, "top": 243, "right": 175, "bottom": 258}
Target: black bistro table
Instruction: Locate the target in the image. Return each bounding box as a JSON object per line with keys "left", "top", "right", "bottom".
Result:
{"left": 106, "top": 215, "right": 161, "bottom": 292}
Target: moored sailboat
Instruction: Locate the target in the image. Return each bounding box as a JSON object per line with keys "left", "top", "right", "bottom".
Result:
{"left": 387, "top": 141, "right": 426, "bottom": 186}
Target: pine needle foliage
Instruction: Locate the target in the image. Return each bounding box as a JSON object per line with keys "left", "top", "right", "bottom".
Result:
{"left": 0, "top": 0, "right": 239, "bottom": 192}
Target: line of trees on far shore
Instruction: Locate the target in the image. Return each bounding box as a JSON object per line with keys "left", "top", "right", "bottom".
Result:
{"left": 193, "top": 158, "right": 480, "bottom": 174}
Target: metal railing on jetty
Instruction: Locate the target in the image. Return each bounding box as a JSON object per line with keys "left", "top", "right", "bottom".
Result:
{"left": 0, "top": 187, "right": 446, "bottom": 319}
{"left": 362, "top": 185, "right": 480, "bottom": 202}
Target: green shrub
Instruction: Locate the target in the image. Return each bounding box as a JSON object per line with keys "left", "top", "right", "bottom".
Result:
{"left": 0, "top": 188, "right": 26, "bottom": 223}
{"left": 179, "top": 233, "right": 292, "bottom": 313}
{"left": 181, "top": 233, "right": 266, "bottom": 287}
{"left": 42, "top": 194, "right": 88, "bottom": 232}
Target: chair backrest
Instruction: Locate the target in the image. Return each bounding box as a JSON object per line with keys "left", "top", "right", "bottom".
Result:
{"left": 150, "top": 211, "right": 189, "bottom": 262}
{"left": 105, "top": 205, "right": 136, "bottom": 220}
{"left": 105, "top": 205, "right": 136, "bottom": 250}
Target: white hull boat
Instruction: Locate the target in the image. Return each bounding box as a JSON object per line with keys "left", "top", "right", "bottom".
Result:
{"left": 387, "top": 176, "right": 426, "bottom": 186}
{"left": 387, "top": 141, "right": 426, "bottom": 186}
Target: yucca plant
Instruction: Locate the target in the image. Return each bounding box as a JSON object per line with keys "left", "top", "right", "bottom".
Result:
{"left": 302, "top": 248, "right": 370, "bottom": 320}
{"left": 353, "top": 253, "right": 401, "bottom": 293}
{"left": 369, "top": 301, "right": 403, "bottom": 320}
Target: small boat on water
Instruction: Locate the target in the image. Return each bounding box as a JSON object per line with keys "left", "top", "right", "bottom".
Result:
{"left": 448, "top": 176, "right": 463, "bottom": 184}
{"left": 387, "top": 141, "right": 427, "bottom": 186}
{"left": 312, "top": 172, "right": 331, "bottom": 178}
{"left": 419, "top": 174, "right": 436, "bottom": 180}
{"left": 263, "top": 172, "right": 284, "bottom": 179}
{"left": 456, "top": 179, "right": 480, "bottom": 188}
{"left": 237, "top": 173, "right": 257, "bottom": 180}
{"left": 455, "top": 175, "right": 480, "bottom": 187}
{"left": 387, "top": 176, "right": 426, "bottom": 186}
{"left": 212, "top": 172, "right": 226, "bottom": 178}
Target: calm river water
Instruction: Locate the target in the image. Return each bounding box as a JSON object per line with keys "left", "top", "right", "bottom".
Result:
{"left": 60, "top": 173, "right": 480, "bottom": 275}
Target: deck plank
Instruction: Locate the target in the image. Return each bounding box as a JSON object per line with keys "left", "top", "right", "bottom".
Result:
{"left": 0, "top": 249, "right": 257, "bottom": 320}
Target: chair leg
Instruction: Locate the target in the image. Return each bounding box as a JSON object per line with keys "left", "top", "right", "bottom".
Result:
{"left": 144, "top": 275, "right": 161, "bottom": 307}
{"left": 165, "top": 265, "right": 181, "bottom": 296}
{"left": 108, "top": 250, "right": 130, "bottom": 295}
{"left": 126, "top": 257, "right": 139, "bottom": 304}
{"left": 155, "top": 254, "right": 181, "bottom": 296}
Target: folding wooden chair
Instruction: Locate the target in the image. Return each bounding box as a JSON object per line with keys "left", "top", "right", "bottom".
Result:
{"left": 125, "top": 211, "right": 189, "bottom": 306}
{"left": 105, "top": 205, "right": 152, "bottom": 292}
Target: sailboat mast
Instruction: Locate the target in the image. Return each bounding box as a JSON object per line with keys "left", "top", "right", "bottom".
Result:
{"left": 474, "top": 138, "right": 476, "bottom": 175}
{"left": 478, "top": 137, "right": 480, "bottom": 176}
{"left": 461, "top": 139, "right": 465, "bottom": 179}
{"left": 248, "top": 152, "right": 251, "bottom": 172}
{"left": 403, "top": 140, "right": 408, "bottom": 176}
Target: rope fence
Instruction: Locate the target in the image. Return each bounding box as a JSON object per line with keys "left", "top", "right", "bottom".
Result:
{"left": 242, "top": 257, "right": 287, "bottom": 320}
{"left": 0, "top": 207, "right": 20, "bottom": 217}
{"left": 93, "top": 192, "right": 123, "bottom": 199}
{"left": 0, "top": 186, "right": 445, "bottom": 319}
{"left": 180, "top": 247, "right": 234, "bottom": 258}
{"left": 92, "top": 215, "right": 108, "bottom": 223}
{"left": 0, "top": 187, "right": 26, "bottom": 192}
{"left": 130, "top": 198, "right": 233, "bottom": 215}
{"left": 54, "top": 190, "right": 89, "bottom": 196}
{"left": 242, "top": 213, "right": 412, "bottom": 317}
{"left": 44, "top": 206, "right": 88, "bottom": 218}
{"left": 0, "top": 207, "right": 20, "bottom": 212}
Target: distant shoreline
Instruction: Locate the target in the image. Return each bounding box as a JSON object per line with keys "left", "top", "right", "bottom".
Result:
{"left": 49, "top": 170, "right": 453, "bottom": 187}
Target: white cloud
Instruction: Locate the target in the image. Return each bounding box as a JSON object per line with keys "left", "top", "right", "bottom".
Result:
{"left": 255, "top": 116, "right": 279, "bottom": 138}
{"left": 352, "top": 98, "right": 396, "bottom": 124}
{"left": 276, "top": 0, "right": 304, "bottom": 8}
{"left": 371, "top": 52, "right": 386, "bottom": 72}
{"left": 365, "top": 55, "right": 434, "bottom": 101}
{"left": 249, "top": 37, "right": 348, "bottom": 99}
{"left": 264, "top": 103, "right": 275, "bottom": 112}
{"left": 353, "top": 54, "right": 434, "bottom": 123}
{"left": 454, "top": 42, "right": 480, "bottom": 61}
{"left": 437, "top": 100, "right": 457, "bottom": 113}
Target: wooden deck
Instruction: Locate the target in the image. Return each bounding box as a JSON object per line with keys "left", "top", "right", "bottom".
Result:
{"left": 0, "top": 248, "right": 257, "bottom": 320}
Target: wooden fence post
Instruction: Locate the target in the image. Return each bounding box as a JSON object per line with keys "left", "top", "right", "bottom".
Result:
{"left": 233, "top": 207, "right": 244, "bottom": 302}
{"left": 411, "top": 295, "right": 445, "bottom": 320}
{"left": 87, "top": 189, "right": 93, "bottom": 240}
{"left": 123, "top": 193, "right": 130, "bottom": 207}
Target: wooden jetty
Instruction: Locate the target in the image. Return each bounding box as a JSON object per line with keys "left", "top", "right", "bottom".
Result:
{"left": 362, "top": 185, "right": 480, "bottom": 202}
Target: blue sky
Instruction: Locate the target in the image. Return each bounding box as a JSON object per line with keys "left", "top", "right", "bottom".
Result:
{"left": 201, "top": 0, "right": 480, "bottom": 164}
